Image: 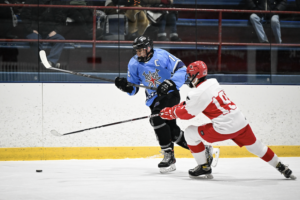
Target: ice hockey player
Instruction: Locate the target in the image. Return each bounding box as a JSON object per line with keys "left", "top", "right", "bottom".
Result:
{"left": 159, "top": 60, "right": 296, "bottom": 180}
{"left": 115, "top": 36, "right": 202, "bottom": 173}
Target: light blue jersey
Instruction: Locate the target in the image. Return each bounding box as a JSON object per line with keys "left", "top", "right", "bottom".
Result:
{"left": 126, "top": 48, "right": 187, "bottom": 107}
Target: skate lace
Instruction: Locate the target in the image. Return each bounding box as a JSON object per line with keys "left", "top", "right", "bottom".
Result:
{"left": 160, "top": 151, "right": 171, "bottom": 162}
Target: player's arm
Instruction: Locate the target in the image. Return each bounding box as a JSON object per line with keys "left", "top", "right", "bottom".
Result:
{"left": 157, "top": 53, "right": 187, "bottom": 96}
{"left": 169, "top": 62, "right": 187, "bottom": 89}
{"left": 160, "top": 101, "right": 195, "bottom": 120}
{"left": 160, "top": 92, "right": 203, "bottom": 120}
{"left": 166, "top": 52, "right": 187, "bottom": 89}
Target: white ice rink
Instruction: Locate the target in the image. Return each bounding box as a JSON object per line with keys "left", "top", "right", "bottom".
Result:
{"left": 0, "top": 157, "right": 299, "bottom": 200}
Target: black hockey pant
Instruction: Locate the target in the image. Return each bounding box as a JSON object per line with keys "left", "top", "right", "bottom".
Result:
{"left": 149, "top": 90, "right": 189, "bottom": 151}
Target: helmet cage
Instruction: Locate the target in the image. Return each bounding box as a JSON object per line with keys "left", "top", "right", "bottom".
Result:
{"left": 132, "top": 36, "right": 153, "bottom": 62}
{"left": 188, "top": 72, "right": 199, "bottom": 88}
{"left": 187, "top": 61, "right": 208, "bottom": 88}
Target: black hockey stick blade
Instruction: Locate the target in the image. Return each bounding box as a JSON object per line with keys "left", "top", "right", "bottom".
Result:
{"left": 39, "top": 50, "right": 157, "bottom": 90}
{"left": 50, "top": 114, "right": 160, "bottom": 137}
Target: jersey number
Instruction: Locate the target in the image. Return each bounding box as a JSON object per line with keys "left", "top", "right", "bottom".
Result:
{"left": 212, "top": 91, "right": 237, "bottom": 115}
{"left": 169, "top": 55, "right": 177, "bottom": 62}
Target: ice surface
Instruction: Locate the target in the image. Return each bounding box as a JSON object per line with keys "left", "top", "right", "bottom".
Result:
{"left": 0, "top": 157, "right": 299, "bottom": 200}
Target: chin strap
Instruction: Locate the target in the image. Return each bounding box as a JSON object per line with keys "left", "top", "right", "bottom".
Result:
{"left": 138, "top": 48, "right": 154, "bottom": 62}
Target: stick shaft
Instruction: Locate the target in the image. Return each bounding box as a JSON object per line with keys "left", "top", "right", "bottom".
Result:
{"left": 61, "top": 114, "right": 160, "bottom": 136}
{"left": 40, "top": 50, "right": 156, "bottom": 90}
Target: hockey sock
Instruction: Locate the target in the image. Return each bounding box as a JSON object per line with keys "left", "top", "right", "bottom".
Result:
{"left": 188, "top": 141, "right": 207, "bottom": 165}
{"left": 261, "top": 147, "right": 279, "bottom": 168}
{"left": 174, "top": 131, "right": 189, "bottom": 150}
{"left": 166, "top": 120, "right": 189, "bottom": 150}
{"left": 176, "top": 137, "right": 189, "bottom": 150}
{"left": 245, "top": 140, "right": 279, "bottom": 168}
{"left": 150, "top": 111, "right": 173, "bottom": 150}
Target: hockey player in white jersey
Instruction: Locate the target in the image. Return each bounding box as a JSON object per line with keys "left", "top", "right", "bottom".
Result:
{"left": 114, "top": 36, "right": 190, "bottom": 173}
{"left": 160, "top": 60, "right": 296, "bottom": 180}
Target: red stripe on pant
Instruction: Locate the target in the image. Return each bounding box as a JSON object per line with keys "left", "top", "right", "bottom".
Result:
{"left": 261, "top": 147, "right": 275, "bottom": 162}
{"left": 188, "top": 142, "right": 205, "bottom": 153}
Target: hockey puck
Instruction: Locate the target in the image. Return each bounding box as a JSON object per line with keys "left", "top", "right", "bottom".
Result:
{"left": 36, "top": 170, "right": 42, "bottom": 172}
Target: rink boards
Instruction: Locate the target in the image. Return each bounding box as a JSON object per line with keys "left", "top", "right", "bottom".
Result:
{"left": 0, "top": 83, "right": 299, "bottom": 161}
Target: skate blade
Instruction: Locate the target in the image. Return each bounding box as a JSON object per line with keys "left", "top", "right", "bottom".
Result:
{"left": 212, "top": 148, "right": 220, "bottom": 168}
{"left": 159, "top": 164, "right": 176, "bottom": 174}
{"left": 289, "top": 174, "right": 297, "bottom": 180}
{"left": 189, "top": 174, "right": 214, "bottom": 179}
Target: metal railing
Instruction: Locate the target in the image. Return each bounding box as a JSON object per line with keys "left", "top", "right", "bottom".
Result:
{"left": 1, "top": 3, "right": 300, "bottom": 71}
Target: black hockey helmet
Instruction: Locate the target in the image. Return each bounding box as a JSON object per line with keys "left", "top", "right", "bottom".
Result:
{"left": 132, "top": 36, "right": 154, "bottom": 62}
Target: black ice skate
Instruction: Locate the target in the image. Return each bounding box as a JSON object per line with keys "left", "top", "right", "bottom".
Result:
{"left": 276, "top": 162, "right": 297, "bottom": 180}
{"left": 205, "top": 145, "right": 214, "bottom": 167}
{"left": 158, "top": 150, "right": 176, "bottom": 173}
{"left": 189, "top": 163, "right": 213, "bottom": 179}
{"left": 205, "top": 145, "right": 220, "bottom": 167}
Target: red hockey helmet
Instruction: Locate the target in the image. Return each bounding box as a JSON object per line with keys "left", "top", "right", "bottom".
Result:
{"left": 187, "top": 61, "right": 208, "bottom": 88}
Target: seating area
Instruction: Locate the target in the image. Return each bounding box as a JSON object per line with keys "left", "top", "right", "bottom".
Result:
{"left": 1, "top": 0, "right": 300, "bottom": 83}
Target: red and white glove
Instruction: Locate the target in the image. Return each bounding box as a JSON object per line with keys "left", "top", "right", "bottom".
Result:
{"left": 160, "top": 106, "right": 177, "bottom": 120}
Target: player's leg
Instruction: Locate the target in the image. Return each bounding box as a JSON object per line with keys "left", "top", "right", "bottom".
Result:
{"left": 150, "top": 96, "right": 176, "bottom": 173}
{"left": 232, "top": 125, "right": 296, "bottom": 180}
{"left": 184, "top": 125, "right": 214, "bottom": 179}
{"left": 166, "top": 120, "right": 189, "bottom": 150}
{"left": 163, "top": 91, "right": 189, "bottom": 150}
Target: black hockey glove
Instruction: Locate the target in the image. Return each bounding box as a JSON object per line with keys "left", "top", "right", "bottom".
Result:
{"left": 157, "top": 79, "right": 177, "bottom": 96}
{"left": 115, "top": 77, "right": 134, "bottom": 93}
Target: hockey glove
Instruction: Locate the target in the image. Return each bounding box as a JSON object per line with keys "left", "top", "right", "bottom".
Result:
{"left": 157, "top": 79, "right": 177, "bottom": 96}
{"left": 115, "top": 77, "right": 134, "bottom": 93}
{"left": 160, "top": 106, "right": 177, "bottom": 120}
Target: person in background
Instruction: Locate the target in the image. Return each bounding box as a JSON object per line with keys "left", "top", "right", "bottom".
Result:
{"left": 0, "top": 0, "right": 21, "bottom": 70}
{"left": 65, "top": 0, "right": 103, "bottom": 40}
{"left": 247, "top": 0, "right": 287, "bottom": 43}
{"left": 143, "top": 0, "right": 181, "bottom": 41}
{"left": 0, "top": 0, "right": 20, "bottom": 39}
{"left": 105, "top": 0, "right": 152, "bottom": 40}
{"left": 160, "top": 60, "right": 296, "bottom": 180}
{"left": 21, "top": 0, "right": 65, "bottom": 68}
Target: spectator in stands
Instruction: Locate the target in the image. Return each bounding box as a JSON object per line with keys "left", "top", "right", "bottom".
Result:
{"left": 143, "top": 0, "right": 181, "bottom": 41}
{"left": 247, "top": 0, "right": 287, "bottom": 43}
{"left": 0, "top": 0, "right": 20, "bottom": 39}
{"left": 65, "top": 0, "right": 103, "bottom": 40}
{"left": 0, "top": 0, "right": 20, "bottom": 69}
{"left": 21, "top": 0, "right": 66, "bottom": 68}
{"left": 297, "top": 0, "right": 300, "bottom": 10}
{"left": 105, "top": 0, "right": 156, "bottom": 40}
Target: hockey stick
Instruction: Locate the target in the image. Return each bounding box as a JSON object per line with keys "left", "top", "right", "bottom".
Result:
{"left": 39, "top": 50, "right": 157, "bottom": 90}
{"left": 51, "top": 114, "right": 160, "bottom": 137}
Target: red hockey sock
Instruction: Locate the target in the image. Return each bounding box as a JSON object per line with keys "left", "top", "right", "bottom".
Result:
{"left": 188, "top": 141, "right": 205, "bottom": 154}
{"left": 261, "top": 147, "right": 275, "bottom": 162}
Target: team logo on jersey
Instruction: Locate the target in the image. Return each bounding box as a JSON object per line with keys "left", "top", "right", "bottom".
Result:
{"left": 142, "top": 69, "right": 161, "bottom": 87}
{"left": 200, "top": 130, "right": 204, "bottom": 136}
